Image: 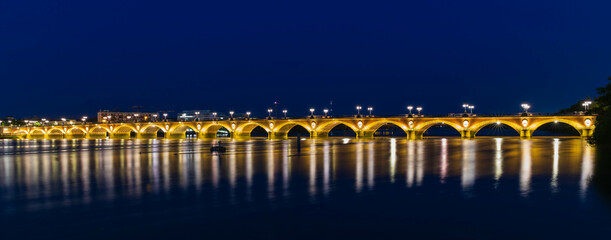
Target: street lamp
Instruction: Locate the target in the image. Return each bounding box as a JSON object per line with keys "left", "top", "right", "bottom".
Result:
{"left": 61, "top": 118, "right": 66, "bottom": 125}
{"left": 195, "top": 111, "right": 200, "bottom": 121}
{"left": 323, "top": 109, "right": 328, "bottom": 118}
{"left": 246, "top": 111, "right": 251, "bottom": 120}
{"left": 468, "top": 105, "right": 474, "bottom": 114}
{"left": 107, "top": 115, "right": 112, "bottom": 123}
{"left": 356, "top": 105, "right": 362, "bottom": 117}
{"left": 82, "top": 116, "right": 87, "bottom": 124}
{"left": 521, "top": 103, "right": 530, "bottom": 113}
{"left": 163, "top": 113, "right": 168, "bottom": 122}
{"left": 582, "top": 101, "right": 592, "bottom": 111}
{"left": 309, "top": 108, "right": 315, "bottom": 119}
{"left": 462, "top": 104, "right": 469, "bottom": 113}
{"left": 212, "top": 112, "right": 218, "bottom": 120}
{"left": 282, "top": 109, "right": 288, "bottom": 119}
{"left": 229, "top": 111, "right": 234, "bottom": 120}
{"left": 367, "top": 107, "right": 373, "bottom": 117}
{"left": 416, "top": 107, "right": 422, "bottom": 116}
{"left": 134, "top": 114, "right": 139, "bottom": 122}
{"left": 152, "top": 114, "right": 158, "bottom": 122}
{"left": 407, "top": 106, "right": 413, "bottom": 115}
{"left": 267, "top": 108, "right": 273, "bottom": 119}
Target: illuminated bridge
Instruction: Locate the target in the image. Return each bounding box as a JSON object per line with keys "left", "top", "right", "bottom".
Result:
{"left": 2, "top": 115, "right": 595, "bottom": 140}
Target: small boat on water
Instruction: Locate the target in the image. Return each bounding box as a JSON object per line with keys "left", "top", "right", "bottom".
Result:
{"left": 210, "top": 141, "right": 226, "bottom": 153}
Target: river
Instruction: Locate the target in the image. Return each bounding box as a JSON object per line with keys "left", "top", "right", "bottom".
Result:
{"left": 1, "top": 137, "right": 610, "bottom": 239}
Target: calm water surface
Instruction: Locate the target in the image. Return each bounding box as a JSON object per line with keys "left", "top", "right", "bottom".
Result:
{"left": 1, "top": 138, "right": 610, "bottom": 239}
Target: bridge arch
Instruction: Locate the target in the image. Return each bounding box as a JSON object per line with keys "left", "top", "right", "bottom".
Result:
{"left": 140, "top": 124, "right": 167, "bottom": 134}
{"left": 140, "top": 124, "right": 167, "bottom": 138}
{"left": 470, "top": 119, "right": 522, "bottom": 137}
{"left": 113, "top": 125, "right": 138, "bottom": 134}
{"left": 315, "top": 120, "right": 359, "bottom": 138}
{"left": 363, "top": 120, "right": 409, "bottom": 137}
{"left": 87, "top": 126, "right": 111, "bottom": 139}
{"left": 273, "top": 122, "right": 312, "bottom": 139}
{"left": 67, "top": 127, "right": 87, "bottom": 134}
{"left": 233, "top": 122, "right": 271, "bottom": 138}
{"left": 12, "top": 129, "right": 28, "bottom": 137}
{"left": 168, "top": 124, "right": 199, "bottom": 138}
{"left": 530, "top": 119, "right": 583, "bottom": 137}
{"left": 529, "top": 118, "right": 584, "bottom": 133}
{"left": 414, "top": 120, "right": 463, "bottom": 138}
{"left": 201, "top": 122, "right": 234, "bottom": 138}
{"left": 28, "top": 129, "right": 46, "bottom": 138}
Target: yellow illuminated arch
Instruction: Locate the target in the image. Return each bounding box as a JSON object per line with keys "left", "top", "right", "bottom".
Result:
{"left": 112, "top": 125, "right": 138, "bottom": 133}
{"left": 529, "top": 118, "right": 584, "bottom": 134}
{"left": 470, "top": 119, "right": 522, "bottom": 136}
{"left": 140, "top": 124, "right": 167, "bottom": 133}
{"left": 274, "top": 121, "right": 311, "bottom": 134}
{"left": 414, "top": 120, "right": 462, "bottom": 133}
{"left": 315, "top": 120, "right": 359, "bottom": 135}
{"left": 362, "top": 120, "right": 409, "bottom": 134}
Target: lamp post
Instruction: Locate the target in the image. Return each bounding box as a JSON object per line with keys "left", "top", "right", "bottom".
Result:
{"left": 367, "top": 107, "right": 373, "bottom": 117}
{"left": 416, "top": 107, "right": 422, "bottom": 116}
{"left": 582, "top": 101, "right": 592, "bottom": 111}
{"left": 267, "top": 109, "right": 273, "bottom": 119}
{"left": 134, "top": 114, "right": 139, "bottom": 123}
{"left": 195, "top": 111, "right": 200, "bottom": 121}
{"left": 468, "top": 105, "right": 474, "bottom": 114}
{"left": 163, "top": 113, "right": 168, "bottom": 122}
{"left": 61, "top": 118, "right": 66, "bottom": 126}
{"left": 521, "top": 103, "right": 530, "bottom": 113}
{"left": 246, "top": 111, "right": 251, "bottom": 120}
{"left": 152, "top": 114, "right": 158, "bottom": 122}
{"left": 229, "top": 111, "right": 234, "bottom": 120}
{"left": 309, "top": 108, "right": 315, "bottom": 119}
{"left": 356, "top": 105, "right": 362, "bottom": 117}
{"left": 283, "top": 109, "right": 288, "bottom": 119}
{"left": 323, "top": 109, "right": 328, "bottom": 118}
{"left": 82, "top": 116, "right": 87, "bottom": 124}
{"left": 462, "top": 104, "right": 468, "bottom": 113}
{"left": 212, "top": 112, "right": 217, "bottom": 120}
{"left": 407, "top": 106, "right": 413, "bottom": 115}
{"left": 107, "top": 115, "right": 112, "bottom": 123}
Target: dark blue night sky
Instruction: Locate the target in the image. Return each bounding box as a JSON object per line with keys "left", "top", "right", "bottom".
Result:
{"left": 1, "top": 0, "right": 610, "bottom": 118}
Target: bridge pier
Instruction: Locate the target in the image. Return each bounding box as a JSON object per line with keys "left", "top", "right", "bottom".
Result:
{"left": 520, "top": 129, "right": 532, "bottom": 139}
{"left": 580, "top": 128, "right": 594, "bottom": 139}
{"left": 460, "top": 130, "right": 475, "bottom": 139}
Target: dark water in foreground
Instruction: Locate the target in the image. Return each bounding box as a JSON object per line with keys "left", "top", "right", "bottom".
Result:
{"left": 1, "top": 138, "right": 610, "bottom": 239}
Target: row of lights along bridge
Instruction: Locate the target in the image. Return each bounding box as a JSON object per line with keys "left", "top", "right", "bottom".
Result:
{"left": 1, "top": 101, "right": 593, "bottom": 127}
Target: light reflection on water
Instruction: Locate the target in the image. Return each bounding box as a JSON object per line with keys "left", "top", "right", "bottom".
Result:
{"left": 0, "top": 137, "right": 606, "bottom": 238}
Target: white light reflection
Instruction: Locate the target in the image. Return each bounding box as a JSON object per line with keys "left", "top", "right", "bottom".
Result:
{"left": 367, "top": 141, "right": 375, "bottom": 190}
{"left": 551, "top": 139, "right": 559, "bottom": 193}
{"left": 406, "top": 140, "right": 415, "bottom": 188}
{"left": 520, "top": 140, "right": 532, "bottom": 197}
{"left": 461, "top": 140, "right": 475, "bottom": 194}
{"left": 580, "top": 143, "right": 593, "bottom": 201}
{"left": 440, "top": 138, "right": 448, "bottom": 184}
{"left": 283, "top": 141, "right": 290, "bottom": 197}
{"left": 229, "top": 143, "right": 237, "bottom": 203}
{"left": 309, "top": 141, "right": 316, "bottom": 201}
{"left": 494, "top": 138, "right": 503, "bottom": 187}
{"left": 246, "top": 142, "right": 253, "bottom": 201}
{"left": 268, "top": 142, "right": 275, "bottom": 199}
{"left": 356, "top": 142, "right": 363, "bottom": 193}
{"left": 416, "top": 140, "right": 424, "bottom": 186}
{"left": 389, "top": 139, "right": 397, "bottom": 183}
{"left": 323, "top": 141, "right": 331, "bottom": 196}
